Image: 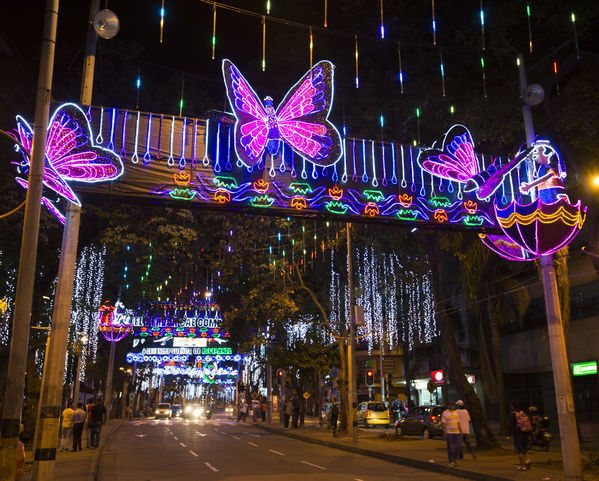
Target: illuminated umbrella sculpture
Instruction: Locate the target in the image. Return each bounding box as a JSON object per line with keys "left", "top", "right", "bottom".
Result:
{"left": 98, "top": 301, "right": 131, "bottom": 421}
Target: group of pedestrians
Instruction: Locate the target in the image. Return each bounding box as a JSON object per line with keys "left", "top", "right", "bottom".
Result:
{"left": 60, "top": 398, "right": 106, "bottom": 452}
{"left": 282, "top": 396, "right": 300, "bottom": 429}
{"left": 237, "top": 398, "right": 268, "bottom": 423}
{"left": 441, "top": 400, "right": 476, "bottom": 466}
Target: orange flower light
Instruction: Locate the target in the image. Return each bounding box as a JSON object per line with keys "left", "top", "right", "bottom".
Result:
{"left": 365, "top": 203, "right": 379, "bottom": 217}
{"left": 253, "top": 179, "right": 269, "bottom": 193}
{"left": 398, "top": 193, "right": 413, "bottom": 207}
{"left": 434, "top": 209, "right": 448, "bottom": 223}
{"left": 214, "top": 189, "right": 231, "bottom": 204}
{"left": 291, "top": 196, "right": 307, "bottom": 210}
{"left": 328, "top": 186, "right": 343, "bottom": 200}
{"left": 174, "top": 171, "right": 191, "bottom": 186}
{"left": 464, "top": 200, "right": 477, "bottom": 214}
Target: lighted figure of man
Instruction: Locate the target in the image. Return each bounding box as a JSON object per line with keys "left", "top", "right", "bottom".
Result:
{"left": 519, "top": 141, "right": 568, "bottom": 203}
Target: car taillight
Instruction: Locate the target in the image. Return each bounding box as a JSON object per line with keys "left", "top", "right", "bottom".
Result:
{"left": 431, "top": 415, "right": 437, "bottom": 420}
{"left": 366, "top": 411, "right": 372, "bottom": 417}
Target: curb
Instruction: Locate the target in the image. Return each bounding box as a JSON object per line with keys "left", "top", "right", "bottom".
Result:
{"left": 88, "top": 422, "right": 125, "bottom": 481}
{"left": 255, "top": 424, "right": 513, "bottom": 481}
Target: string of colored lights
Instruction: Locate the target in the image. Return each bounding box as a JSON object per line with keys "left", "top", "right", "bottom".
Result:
{"left": 526, "top": 2, "right": 533, "bottom": 53}
{"left": 212, "top": 3, "right": 217, "bottom": 59}
{"left": 160, "top": 0, "right": 165, "bottom": 43}
{"left": 479, "top": 0, "right": 485, "bottom": 51}
{"left": 0, "top": 251, "right": 16, "bottom": 346}
{"left": 354, "top": 35, "right": 359, "bottom": 89}
{"left": 397, "top": 42, "right": 404, "bottom": 94}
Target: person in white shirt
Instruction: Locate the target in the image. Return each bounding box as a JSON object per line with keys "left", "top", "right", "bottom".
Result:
{"left": 455, "top": 400, "right": 476, "bottom": 459}
{"left": 441, "top": 402, "right": 462, "bottom": 466}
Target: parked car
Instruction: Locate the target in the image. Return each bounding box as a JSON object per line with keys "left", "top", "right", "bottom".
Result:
{"left": 396, "top": 405, "right": 444, "bottom": 438}
{"left": 321, "top": 402, "right": 341, "bottom": 428}
{"left": 155, "top": 403, "right": 172, "bottom": 419}
{"left": 356, "top": 402, "right": 390, "bottom": 428}
{"left": 171, "top": 404, "right": 182, "bottom": 418}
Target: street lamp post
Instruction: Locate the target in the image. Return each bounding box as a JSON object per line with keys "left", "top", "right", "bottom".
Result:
{"left": 72, "top": 334, "right": 89, "bottom": 406}
{"left": 346, "top": 223, "right": 358, "bottom": 443}
{"left": 517, "top": 54, "right": 582, "bottom": 481}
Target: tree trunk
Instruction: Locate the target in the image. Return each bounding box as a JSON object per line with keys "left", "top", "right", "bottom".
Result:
{"left": 423, "top": 232, "right": 499, "bottom": 449}
{"left": 488, "top": 298, "right": 507, "bottom": 435}
{"left": 337, "top": 338, "right": 349, "bottom": 433}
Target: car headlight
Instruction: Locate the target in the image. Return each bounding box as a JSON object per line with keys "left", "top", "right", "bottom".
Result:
{"left": 155, "top": 410, "right": 159, "bottom": 414}
{"left": 193, "top": 409, "right": 202, "bottom": 417}
{"left": 185, "top": 406, "right": 191, "bottom": 413}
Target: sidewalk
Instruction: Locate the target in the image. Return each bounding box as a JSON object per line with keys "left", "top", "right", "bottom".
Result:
{"left": 257, "top": 415, "right": 599, "bottom": 481}
{"left": 21, "top": 419, "right": 126, "bottom": 481}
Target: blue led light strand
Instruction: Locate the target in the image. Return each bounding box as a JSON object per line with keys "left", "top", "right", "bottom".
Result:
{"left": 119, "top": 110, "right": 127, "bottom": 158}
{"left": 341, "top": 137, "right": 348, "bottom": 183}
{"left": 381, "top": 142, "right": 387, "bottom": 186}
{"left": 351, "top": 138, "right": 358, "bottom": 182}
{"left": 269, "top": 153, "right": 276, "bottom": 177}
{"left": 226, "top": 124, "right": 232, "bottom": 170}
{"left": 439, "top": 51, "right": 446, "bottom": 97}
{"left": 397, "top": 42, "right": 404, "bottom": 93}
{"left": 143, "top": 113, "right": 152, "bottom": 164}
{"left": 400, "top": 145, "right": 407, "bottom": 188}
{"left": 480, "top": 0, "right": 485, "bottom": 51}
{"left": 167, "top": 116, "right": 175, "bottom": 167}
{"left": 380, "top": 0, "right": 385, "bottom": 39}
{"left": 311, "top": 161, "right": 318, "bottom": 180}
{"left": 290, "top": 150, "right": 296, "bottom": 177}
{"left": 409, "top": 146, "right": 416, "bottom": 192}
{"left": 202, "top": 119, "right": 210, "bottom": 166}
{"left": 370, "top": 140, "right": 378, "bottom": 187}
{"left": 279, "top": 145, "right": 286, "bottom": 173}
{"left": 96, "top": 107, "right": 104, "bottom": 144}
{"left": 191, "top": 119, "right": 198, "bottom": 167}
{"left": 390, "top": 142, "right": 398, "bottom": 185}
{"left": 361, "top": 139, "right": 368, "bottom": 183}
{"left": 156, "top": 114, "right": 163, "bottom": 159}
{"left": 214, "top": 120, "right": 221, "bottom": 172}
{"left": 431, "top": 0, "right": 437, "bottom": 46}
{"left": 301, "top": 157, "right": 307, "bottom": 179}
{"left": 179, "top": 118, "right": 187, "bottom": 169}
{"left": 131, "top": 111, "right": 140, "bottom": 163}
{"left": 108, "top": 108, "right": 116, "bottom": 151}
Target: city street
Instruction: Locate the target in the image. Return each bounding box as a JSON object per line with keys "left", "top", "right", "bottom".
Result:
{"left": 97, "top": 414, "right": 456, "bottom": 481}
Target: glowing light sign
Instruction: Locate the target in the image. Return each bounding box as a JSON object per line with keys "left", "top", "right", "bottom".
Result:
{"left": 572, "top": 362, "right": 597, "bottom": 376}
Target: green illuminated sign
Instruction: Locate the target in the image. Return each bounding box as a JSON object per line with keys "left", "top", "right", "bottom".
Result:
{"left": 201, "top": 347, "right": 233, "bottom": 355}
{"left": 572, "top": 361, "right": 597, "bottom": 376}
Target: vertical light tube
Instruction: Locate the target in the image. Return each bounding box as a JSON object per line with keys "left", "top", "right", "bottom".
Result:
{"left": 212, "top": 3, "right": 217, "bottom": 60}
{"left": 526, "top": 3, "right": 533, "bottom": 53}
{"left": 397, "top": 42, "right": 404, "bottom": 93}
{"left": 160, "top": 0, "right": 165, "bottom": 43}
{"left": 571, "top": 13, "right": 580, "bottom": 60}
{"left": 431, "top": 0, "right": 437, "bottom": 46}
{"left": 481, "top": 55, "right": 487, "bottom": 98}
{"left": 380, "top": 0, "right": 385, "bottom": 38}
{"left": 309, "top": 27, "right": 313, "bottom": 71}
{"left": 354, "top": 35, "right": 359, "bottom": 89}
{"left": 480, "top": 0, "right": 485, "bottom": 51}
{"left": 324, "top": 0, "right": 328, "bottom": 27}
{"left": 439, "top": 51, "right": 446, "bottom": 97}
{"left": 262, "top": 16, "right": 266, "bottom": 71}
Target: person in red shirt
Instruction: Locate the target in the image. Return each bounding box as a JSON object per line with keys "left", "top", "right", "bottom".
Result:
{"left": 86, "top": 399, "right": 95, "bottom": 448}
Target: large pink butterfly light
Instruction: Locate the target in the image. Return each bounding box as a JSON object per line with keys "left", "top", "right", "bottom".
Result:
{"left": 14, "top": 103, "right": 124, "bottom": 223}
{"left": 222, "top": 59, "right": 342, "bottom": 168}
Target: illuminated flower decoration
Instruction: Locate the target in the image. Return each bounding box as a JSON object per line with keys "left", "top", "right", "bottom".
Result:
{"left": 398, "top": 193, "right": 413, "bottom": 207}
{"left": 464, "top": 200, "right": 477, "bottom": 214}
{"left": 434, "top": 209, "right": 448, "bottom": 223}
{"left": 174, "top": 171, "right": 191, "bottom": 186}
{"left": 253, "top": 178, "right": 269, "bottom": 193}
{"left": 365, "top": 203, "right": 379, "bottom": 217}
{"left": 291, "top": 196, "right": 307, "bottom": 210}
{"left": 328, "top": 186, "right": 343, "bottom": 200}
{"left": 13, "top": 103, "right": 124, "bottom": 224}
{"left": 480, "top": 198, "right": 586, "bottom": 261}
{"left": 98, "top": 301, "right": 131, "bottom": 342}
{"left": 214, "top": 189, "right": 231, "bottom": 204}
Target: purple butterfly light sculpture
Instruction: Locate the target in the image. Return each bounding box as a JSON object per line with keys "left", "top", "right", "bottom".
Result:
{"left": 222, "top": 59, "right": 342, "bottom": 168}
{"left": 13, "top": 103, "right": 124, "bottom": 223}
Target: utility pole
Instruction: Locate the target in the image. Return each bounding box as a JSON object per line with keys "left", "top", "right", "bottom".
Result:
{"left": 517, "top": 53, "right": 582, "bottom": 481}
{"left": 346, "top": 223, "right": 357, "bottom": 443}
{"left": 379, "top": 328, "right": 385, "bottom": 403}
{"left": 0, "top": 2, "right": 59, "bottom": 479}
{"left": 104, "top": 341, "right": 116, "bottom": 422}
{"left": 32, "top": 2, "right": 98, "bottom": 479}
{"left": 266, "top": 363, "right": 272, "bottom": 423}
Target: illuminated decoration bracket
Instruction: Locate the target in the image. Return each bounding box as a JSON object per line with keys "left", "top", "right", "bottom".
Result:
{"left": 98, "top": 301, "right": 131, "bottom": 342}
{"left": 419, "top": 125, "right": 586, "bottom": 260}
{"left": 12, "top": 103, "right": 124, "bottom": 224}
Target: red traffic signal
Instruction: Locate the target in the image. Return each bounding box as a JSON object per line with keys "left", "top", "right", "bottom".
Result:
{"left": 365, "top": 369, "right": 374, "bottom": 386}
{"left": 276, "top": 369, "right": 286, "bottom": 382}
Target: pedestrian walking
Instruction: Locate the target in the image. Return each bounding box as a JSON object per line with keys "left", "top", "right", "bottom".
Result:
{"left": 441, "top": 402, "right": 462, "bottom": 467}
{"left": 71, "top": 402, "right": 86, "bottom": 452}
{"left": 508, "top": 400, "right": 532, "bottom": 471}
{"left": 90, "top": 398, "right": 107, "bottom": 449}
{"left": 238, "top": 401, "right": 248, "bottom": 422}
{"left": 260, "top": 399, "right": 267, "bottom": 422}
{"left": 291, "top": 397, "right": 300, "bottom": 429}
{"left": 59, "top": 402, "right": 74, "bottom": 452}
{"left": 330, "top": 400, "right": 339, "bottom": 437}
{"left": 455, "top": 400, "right": 476, "bottom": 460}
{"left": 283, "top": 397, "right": 292, "bottom": 428}
{"left": 251, "top": 399, "right": 260, "bottom": 421}
{"left": 85, "top": 398, "right": 94, "bottom": 448}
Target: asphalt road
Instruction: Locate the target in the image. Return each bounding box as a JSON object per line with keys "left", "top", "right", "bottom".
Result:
{"left": 97, "top": 414, "right": 459, "bottom": 481}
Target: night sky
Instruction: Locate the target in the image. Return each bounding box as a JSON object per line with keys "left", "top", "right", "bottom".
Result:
{"left": 1, "top": 1, "right": 598, "bottom": 148}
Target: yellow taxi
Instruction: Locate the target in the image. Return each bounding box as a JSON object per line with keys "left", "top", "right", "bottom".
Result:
{"left": 357, "top": 402, "right": 390, "bottom": 428}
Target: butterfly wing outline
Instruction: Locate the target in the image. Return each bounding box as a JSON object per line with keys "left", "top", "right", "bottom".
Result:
{"left": 417, "top": 124, "right": 479, "bottom": 183}
{"left": 222, "top": 59, "right": 269, "bottom": 166}
{"left": 14, "top": 103, "right": 124, "bottom": 220}
{"left": 276, "top": 60, "right": 342, "bottom": 166}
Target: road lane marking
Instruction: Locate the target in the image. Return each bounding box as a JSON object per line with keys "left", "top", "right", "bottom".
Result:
{"left": 249, "top": 433, "right": 260, "bottom": 437}
{"left": 173, "top": 436, "right": 179, "bottom": 441}
{"left": 179, "top": 442, "right": 187, "bottom": 448}
{"left": 189, "top": 450, "right": 199, "bottom": 457}
{"left": 232, "top": 436, "right": 240, "bottom": 440}
{"left": 248, "top": 441, "right": 259, "bottom": 447}
{"left": 301, "top": 460, "right": 327, "bottom": 470}
{"left": 268, "top": 449, "right": 284, "bottom": 456}
{"left": 204, "top": 462, "right": 219, "bottom": 472}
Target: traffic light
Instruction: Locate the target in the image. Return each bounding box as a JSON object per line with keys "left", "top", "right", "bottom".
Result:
{"left": 365, "top": 369, "right": 374, "bottom": 386}
{"left": 276, "top": 369, "right": 286, "bottom": 383}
